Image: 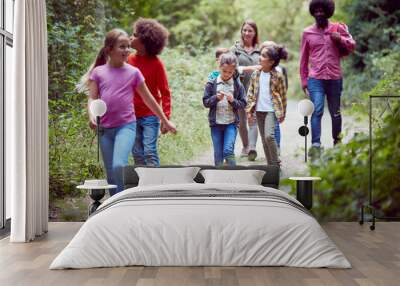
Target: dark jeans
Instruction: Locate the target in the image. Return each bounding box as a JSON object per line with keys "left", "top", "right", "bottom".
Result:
{"left": 132, "top": 115, "right": 160, "bottom": 167}
{"left": 210, "top": 124, "right": 237, "bottom": 166}
{"left": 308, "top": 78, "right": 343, "bottom": 147}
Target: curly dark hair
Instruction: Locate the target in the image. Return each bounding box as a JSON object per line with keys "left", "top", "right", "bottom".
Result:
{"left": 309, "top": 0, "right": 335, "bottom": 19}
{"left": 133, "top": 18, "right": 169, "bottom": 56}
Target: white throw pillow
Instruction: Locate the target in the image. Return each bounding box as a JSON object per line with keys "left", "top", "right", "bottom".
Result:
{"left": 200, "top": 169, "right": 266, "bottom": 185}
{"left": 135, "top": 167, "right": 201, "bottom": 186}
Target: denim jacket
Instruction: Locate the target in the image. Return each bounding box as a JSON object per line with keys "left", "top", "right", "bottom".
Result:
{"left": 203, "top": 76, "right": 247, "bottom": 127}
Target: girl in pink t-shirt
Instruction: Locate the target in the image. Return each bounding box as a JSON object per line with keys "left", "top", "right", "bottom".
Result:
{"left": 84, "top": 29, "right": 176, "bottom": 196}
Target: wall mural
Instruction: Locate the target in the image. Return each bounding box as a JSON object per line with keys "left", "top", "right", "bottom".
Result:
{"left": 46, "top": 0, "right": 400, "bottom": 222}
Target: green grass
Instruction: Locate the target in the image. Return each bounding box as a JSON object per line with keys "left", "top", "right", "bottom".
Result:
{"left": 158, "top": 47, "right": 214, "bottom": 164}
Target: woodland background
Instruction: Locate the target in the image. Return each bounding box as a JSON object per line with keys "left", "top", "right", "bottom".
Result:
{"left": 46, "top": 0, "right": 400, "bottom": 221}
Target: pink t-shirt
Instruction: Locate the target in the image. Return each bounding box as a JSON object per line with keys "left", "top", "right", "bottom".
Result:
{"left": 89, "top": 63, "right": 144, "bottom": 128}
{"left": 299, "top": 22, "right": 356, "bottom": 88}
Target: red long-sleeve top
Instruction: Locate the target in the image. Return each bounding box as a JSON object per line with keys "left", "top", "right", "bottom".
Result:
{"left": 127, "top": 54, "right": 171, "bottom": 119}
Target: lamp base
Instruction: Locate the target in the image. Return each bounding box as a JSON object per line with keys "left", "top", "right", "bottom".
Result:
{"left": 88, "top": 189, "right": 105, "bottom": 216}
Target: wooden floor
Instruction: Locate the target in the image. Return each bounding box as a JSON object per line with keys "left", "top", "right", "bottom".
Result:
{"left": 0, "top": 222, "right": 399, "bottom": 286}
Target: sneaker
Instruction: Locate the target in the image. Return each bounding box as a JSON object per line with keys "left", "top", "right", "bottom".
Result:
{"left": 308, "top": 146, "right": 321, "bottom": 160}
{"left": 240, "top": 148, "right": 249, "bottom": 157}
{"left": 248, "top": 150, "right": 257, "bottom": 161}
{"left": 333, "top": 139, "right": 342, "bottom": 146}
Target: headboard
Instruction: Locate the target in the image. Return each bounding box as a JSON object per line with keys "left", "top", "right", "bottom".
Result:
{"left": 122, "top": 165, "right": 280, "bottom": 190}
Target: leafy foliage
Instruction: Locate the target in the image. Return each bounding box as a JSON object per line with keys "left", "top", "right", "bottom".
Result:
{"left": 345, "top": 0, "right": 400, "bottom": 71}
{"left": 47, "top": 0, "right": 106, "bottom": 200}
{"left": 157, "top": 48, "right": 213, "bottom": 164}
{"left": 341, "top": 0, "right": 400, "bottom": 105}
{"left": 309, "top": 73, "right": 400, "bottom": 220}
{"left": 47, "top": 0, "right": 215, "bottom": 203}
{"left": 170, "top": 0, "right": 240, "bottom": 51}
{"left": 46, "top": 0, "right": 400, "bottom": 222}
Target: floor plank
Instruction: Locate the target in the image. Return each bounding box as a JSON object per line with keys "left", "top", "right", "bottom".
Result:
{"left": 0, "top": 222, "right": 399, "bottom": 286}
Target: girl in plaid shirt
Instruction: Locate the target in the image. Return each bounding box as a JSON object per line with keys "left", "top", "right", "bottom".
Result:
{"left": 245, "top": 45, "right": 288, "bottom": 167}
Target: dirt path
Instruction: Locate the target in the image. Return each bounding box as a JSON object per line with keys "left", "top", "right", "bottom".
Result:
{"left": 186, "top": 99, "right": 367, "bottom": 178}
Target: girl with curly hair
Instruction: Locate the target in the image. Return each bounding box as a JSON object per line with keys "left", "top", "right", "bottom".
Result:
{"left": 128, "top": 18, "right": 172, "bottom": 167}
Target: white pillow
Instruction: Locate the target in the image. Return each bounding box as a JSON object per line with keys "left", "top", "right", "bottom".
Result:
{"left": 135, "top": 167, "right": 201, "bottom": 186}
{"left": 200, "top": 169, "right": 265, "bottom": 185}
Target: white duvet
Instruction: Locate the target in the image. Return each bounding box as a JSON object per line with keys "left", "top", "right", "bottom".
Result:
{"left": 50, "top": 183, "right": 351, "bottom": 269}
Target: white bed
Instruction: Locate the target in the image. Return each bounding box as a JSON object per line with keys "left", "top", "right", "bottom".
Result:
{"left": 50, "top": 182, "right": 351, "bottom": 269}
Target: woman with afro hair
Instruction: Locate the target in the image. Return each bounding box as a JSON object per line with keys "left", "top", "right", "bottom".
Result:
{"left": 300, "top": 0, "right": 356, "bottom": 158}
{"left": 128, "top": 18, "right": 172, "bottom": 167}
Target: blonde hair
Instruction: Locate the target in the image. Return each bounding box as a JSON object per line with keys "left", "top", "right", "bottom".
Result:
{"left": 77, "top": 28, "right": 128, "bottom": 93}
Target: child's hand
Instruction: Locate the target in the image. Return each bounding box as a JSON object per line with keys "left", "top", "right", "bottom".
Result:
{"left": 89, "top": 116, "right": 97, "bottom": 130}
{"left": 247, "top": 112, "right": 256, "bottom": 124}
{"left": 160, "top": 122, "right": 168, "bottom": 134}
{"left": 278, "top": 117, "right": 285, "bottom": 123}
{"left": 330, "top": 32, "right": 341, "bottom": 43}
{"left": 163, "top": 120, "right": 177, "bottom": 134}
{"left": 302, "top": 87, "right": 310, "bottom": 97}
{"left": 216, "top": 92, "right": 224, "bottom": 101}
{"left": 226, "top": 93, "right": 234, "bottom": 103}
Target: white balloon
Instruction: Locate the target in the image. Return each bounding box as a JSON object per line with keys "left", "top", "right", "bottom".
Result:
{"left": 89, "top": 99, "right": 107, "bottom": 117}
{"left": 298, "top": 99, "right": 315, "bottom": 117}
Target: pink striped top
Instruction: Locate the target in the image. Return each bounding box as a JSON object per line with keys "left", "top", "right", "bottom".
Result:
{"left": 299, "top": 22, "right": 356, "bottom": 88}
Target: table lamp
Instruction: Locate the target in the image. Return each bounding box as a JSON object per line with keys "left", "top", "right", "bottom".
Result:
{"left": 89, "top": 99, "right": 107, "bottom": 161}
{"left": 297, "top": 99, "right": 315, "bottom": 162}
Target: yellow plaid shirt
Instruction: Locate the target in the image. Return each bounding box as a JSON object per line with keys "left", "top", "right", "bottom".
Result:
{"left": 245, "top": 69, "right": 287, "bottom": 119}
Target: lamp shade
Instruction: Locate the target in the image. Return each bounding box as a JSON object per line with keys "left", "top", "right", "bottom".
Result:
{"left": 89, "top": 99, "right": 107, "bottom": 117}
{"left": 298, "top": 99, "right": 315, "bottom": 117}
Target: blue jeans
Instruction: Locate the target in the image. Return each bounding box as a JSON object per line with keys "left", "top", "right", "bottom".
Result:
{"left": 100, "top": 121, "right": 136, "bottom": 196}
{"left": 211, "top": 124, "right": 237, "bottom": 166}
{"left": 308, "top": 78, "right": 343, "bottom": 147}
{"left": 132, "top": 115, "right": 160, "bottom": 167}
